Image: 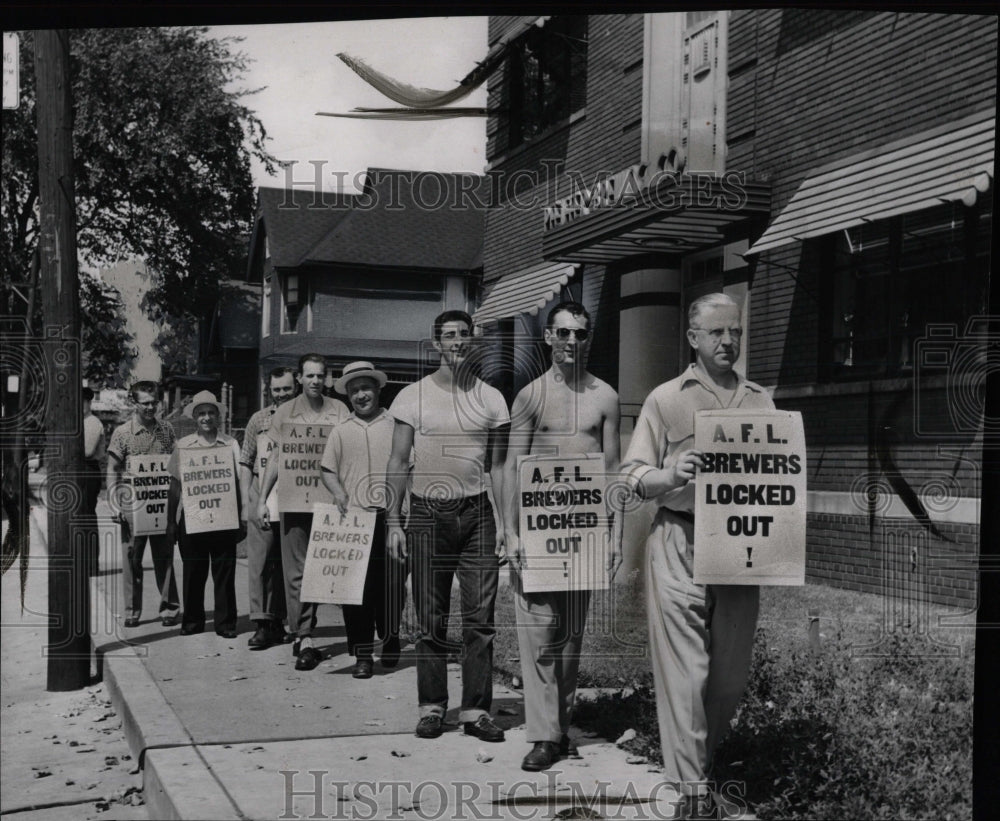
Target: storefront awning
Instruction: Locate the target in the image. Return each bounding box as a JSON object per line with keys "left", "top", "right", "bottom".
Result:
{"left": 473, "top": 262, "right": 578, "bottom": 325}
{"left": 746, "top": 107, "right": 995, "bottom": 256}
{"left": 541, "top": 175, "right": 771, "bottom": 264}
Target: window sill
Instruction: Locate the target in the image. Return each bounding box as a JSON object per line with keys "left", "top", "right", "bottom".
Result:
{"left": 772, "top": 372, "right": 950, "bottom": 400}
{"left": 485, "top": 108, "right": 586, "bottom": 171}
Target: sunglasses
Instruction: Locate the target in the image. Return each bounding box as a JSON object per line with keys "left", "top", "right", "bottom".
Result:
{"left": 553, "top": 327, "right": 590, "bottom": 341}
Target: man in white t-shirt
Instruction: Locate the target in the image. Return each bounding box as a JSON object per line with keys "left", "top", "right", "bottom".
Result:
{"left": 385, "top": 310, "right": 509, "bottom": 742}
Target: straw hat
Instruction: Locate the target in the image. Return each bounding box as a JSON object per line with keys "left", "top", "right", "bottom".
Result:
{"left": 334, "top": 361, "right": 387, "bottom": 394}
{"left": 183, "top": 390, "right": 225, "bottom": 419}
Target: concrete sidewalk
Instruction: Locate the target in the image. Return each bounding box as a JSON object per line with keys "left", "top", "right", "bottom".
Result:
{"left": 63, "top": 500, "right": 688, "bottom": 819}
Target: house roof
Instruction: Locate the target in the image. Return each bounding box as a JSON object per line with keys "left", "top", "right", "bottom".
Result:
{"left": 251, "top": 168, "right": 487, "bottom": 276}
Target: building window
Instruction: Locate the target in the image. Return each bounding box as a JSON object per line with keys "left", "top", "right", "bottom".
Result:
{"left": 281, "top": 274, "right": 311, "bottom": 334}
{"left": 262, "top": 276, "right": 271, "bottom": 338}
{"left": 821, "top": 199, "right": 991, "bottom": 381}
{"left": 505, "top": 15, "right": 588, "bottom": 150}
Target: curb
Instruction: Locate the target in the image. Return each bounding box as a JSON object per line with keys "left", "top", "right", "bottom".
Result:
{"left": 144, "top": 747, "right": 243, "bottom": 821}
{"left": 91, "top": 557, "right": 231, "bottom": 819}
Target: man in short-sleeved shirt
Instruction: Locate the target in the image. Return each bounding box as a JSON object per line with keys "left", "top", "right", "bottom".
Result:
{"left": 256, "top": 354, "right": 349, "bottom": 671}
{"left": 106, "top": 381, "right": 180, "bottom": 627}
{"left": 619, "top": 293, "right": 774, "bottom": 817}
{"left": 321, "top": 361, "right": 405, "bottom": 678}
{"left": 238, "top": 367, "right": 296, "bottom": 650}
{"left": 385, "top": 310, "right": 510, "bottom": 743}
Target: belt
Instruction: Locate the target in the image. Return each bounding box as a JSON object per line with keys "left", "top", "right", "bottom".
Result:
{"left": 411, "top": 492, "right": 488, "bottom": 511}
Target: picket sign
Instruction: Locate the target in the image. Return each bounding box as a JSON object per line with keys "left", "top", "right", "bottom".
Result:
{"left": 179, "top": 447, "right": 239, "bottom": 534}
{"left": 127, "top": 455, "right": 171, "bottom": 536}
{"left": 302, "top": 503, "right": 377, "bottom": 605}
{"left": 693, "top": 409, "right": 807, "bottom": 586}
{"left": 518, "top": 453, "right": 610, "bottom": 593}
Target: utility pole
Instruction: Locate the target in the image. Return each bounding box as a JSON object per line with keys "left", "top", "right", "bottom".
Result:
{"left": 35, "top": 30, "right": 90, "bottom": 690}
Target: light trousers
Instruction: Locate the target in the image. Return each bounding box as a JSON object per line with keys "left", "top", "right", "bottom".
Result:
{"left": 514, "top": 575, "right": 591, "bottom": 743}
{"left": 645, "top": 509, "right": 759, "bottom": 795}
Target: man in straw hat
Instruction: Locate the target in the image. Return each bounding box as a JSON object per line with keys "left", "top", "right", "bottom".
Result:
{"left": 166, "top": 390, "right": 244, "bottom": 637}
{"left": 321, "top": 361, "right": 406, "bottom": 679}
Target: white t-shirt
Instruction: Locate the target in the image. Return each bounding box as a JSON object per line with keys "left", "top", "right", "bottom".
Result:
{"left": 390, "top": 375, "right": 509, "bottom": 500}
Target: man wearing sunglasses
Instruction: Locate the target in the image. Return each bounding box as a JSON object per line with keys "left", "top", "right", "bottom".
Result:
{"left": 502, "top": 301, "right": 621, "bottom": 772}
{"left": 620, "top": 293, "right": 774, "bottom": 818}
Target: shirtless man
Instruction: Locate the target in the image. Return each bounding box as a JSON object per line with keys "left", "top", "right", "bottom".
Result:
{"left": 502, "top": 301, "right": 621, "bottom": 772}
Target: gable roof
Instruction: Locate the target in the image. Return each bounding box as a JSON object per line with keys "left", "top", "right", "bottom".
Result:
{"left": 251, "top": 168, "right": 487, "bottom": 276}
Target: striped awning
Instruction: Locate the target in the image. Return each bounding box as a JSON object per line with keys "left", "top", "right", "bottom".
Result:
{"left": 473, "top": 262, "right": 578, "bottom": 325}
{"left": 747, "top": 107, "right": 995, "bottom": 256}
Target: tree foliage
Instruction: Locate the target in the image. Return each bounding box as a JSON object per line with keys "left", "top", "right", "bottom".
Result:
{"left": 1, "top": 26, "right": 275, "bottom": 328}
{"left": 79, "top": 274, "right": 135, "bottom": 388}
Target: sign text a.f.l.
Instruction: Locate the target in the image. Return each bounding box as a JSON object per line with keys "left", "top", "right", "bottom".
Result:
{"left": 693, "top": 409, "right": 807, "bottom": 586}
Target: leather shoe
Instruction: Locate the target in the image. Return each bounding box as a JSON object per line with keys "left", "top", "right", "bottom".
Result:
{"left": 559, "top": 733, "right": 579, "bottom": 757}
{"left": 295, "top": 646, "right": 321, "bottom": 671}
{"left": 463, "top": 715, "right": 505, "bottom": 743}
{"left": 521, "top": 741, "right": 560, "bottom": 772}
{"left": 380, "top": 636, "right": 401, "bottom": 668}
{"left": 352, "top": 659, "right": 374, "bottom": 679}
{"left": 415, "top": 715, "right": 443, "bottom": 739}
{"left": 248, "top": 625, "right": 273, "bottom": 650}
{"left": 216, "top": 628, "right": 238, "bottom": 639}
{"left": 161, "top": 615, "right": 179, "bottom": 627}
{"left": 180, "top": 624, "right": 204, "bottom": 636}
{"left": 124, "top": 618, "right": 140, "bottom": 628}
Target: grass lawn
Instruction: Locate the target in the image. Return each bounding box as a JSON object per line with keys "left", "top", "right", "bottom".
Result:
{"left": 407, "top": 569, "right": 974, "bottom": 819}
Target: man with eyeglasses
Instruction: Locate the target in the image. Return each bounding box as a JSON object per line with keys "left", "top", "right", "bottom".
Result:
{"left": 502, "top": 301, "right": 621, "bottom": 772}
{"left": 107, "top": 381, "right": 181, "bottom": 628}
{"left": 619, "top": 293, "right": 774, "bottom": 818}
{"left": 385, "top": 310, "right": 510, "bottom": 742}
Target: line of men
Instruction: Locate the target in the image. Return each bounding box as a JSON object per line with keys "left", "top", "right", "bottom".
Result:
{"left": 108, "top": 295, "right": 764, "bottom": 819}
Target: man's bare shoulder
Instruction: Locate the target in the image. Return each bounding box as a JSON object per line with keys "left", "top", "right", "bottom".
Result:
{"left": 583, "top": 373, "right": 619, "bottom": 406}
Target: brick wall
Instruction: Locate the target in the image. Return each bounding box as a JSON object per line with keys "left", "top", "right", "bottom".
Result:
{"left": 485, "top": 14, "right": 645, "bottom": 284}
{"left": 730, "top": 10, "right": 995, "bottom": 606}
{"left": 807, "top": 514, "right": 978, "bottom": 609}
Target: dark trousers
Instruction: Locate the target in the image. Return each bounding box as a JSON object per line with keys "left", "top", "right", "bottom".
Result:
{"left": 120, "top": 525, "right": 180, "bottom": 621}
{"left": 178, "top": 528, "right": 238, "bottom": 633}
{"left": 408, "top": 492, "right": 499, "bottom": 722}
{"left": 280, "top": 512, "right": 318, "bottom": 638}
{"left": 246, "top": 486, "right": 286, "bottom": 623}
{"left": 342, "top": 510, "right": 407, "bottom": 660}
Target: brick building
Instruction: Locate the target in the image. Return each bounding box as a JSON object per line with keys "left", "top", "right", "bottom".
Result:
{"left": 478, "top": 11, "right": 995, "bottom": 607}
{"left": 247, "top": 168, "right": 487, "bottom": 408}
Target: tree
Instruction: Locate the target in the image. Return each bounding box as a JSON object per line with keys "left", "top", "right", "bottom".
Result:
{"left": 79, "top": 274, "right": 136, "bottom": 388}
{"left": 1, "top": 26, "right": 275, "bottom": 327}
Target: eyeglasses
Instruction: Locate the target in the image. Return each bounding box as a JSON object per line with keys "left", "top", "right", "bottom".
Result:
{"left": 692, "top": 326, "right": 743, "bottom": 341}
{"left": 553, "top": 327, "right": 590, "bottom": 341}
